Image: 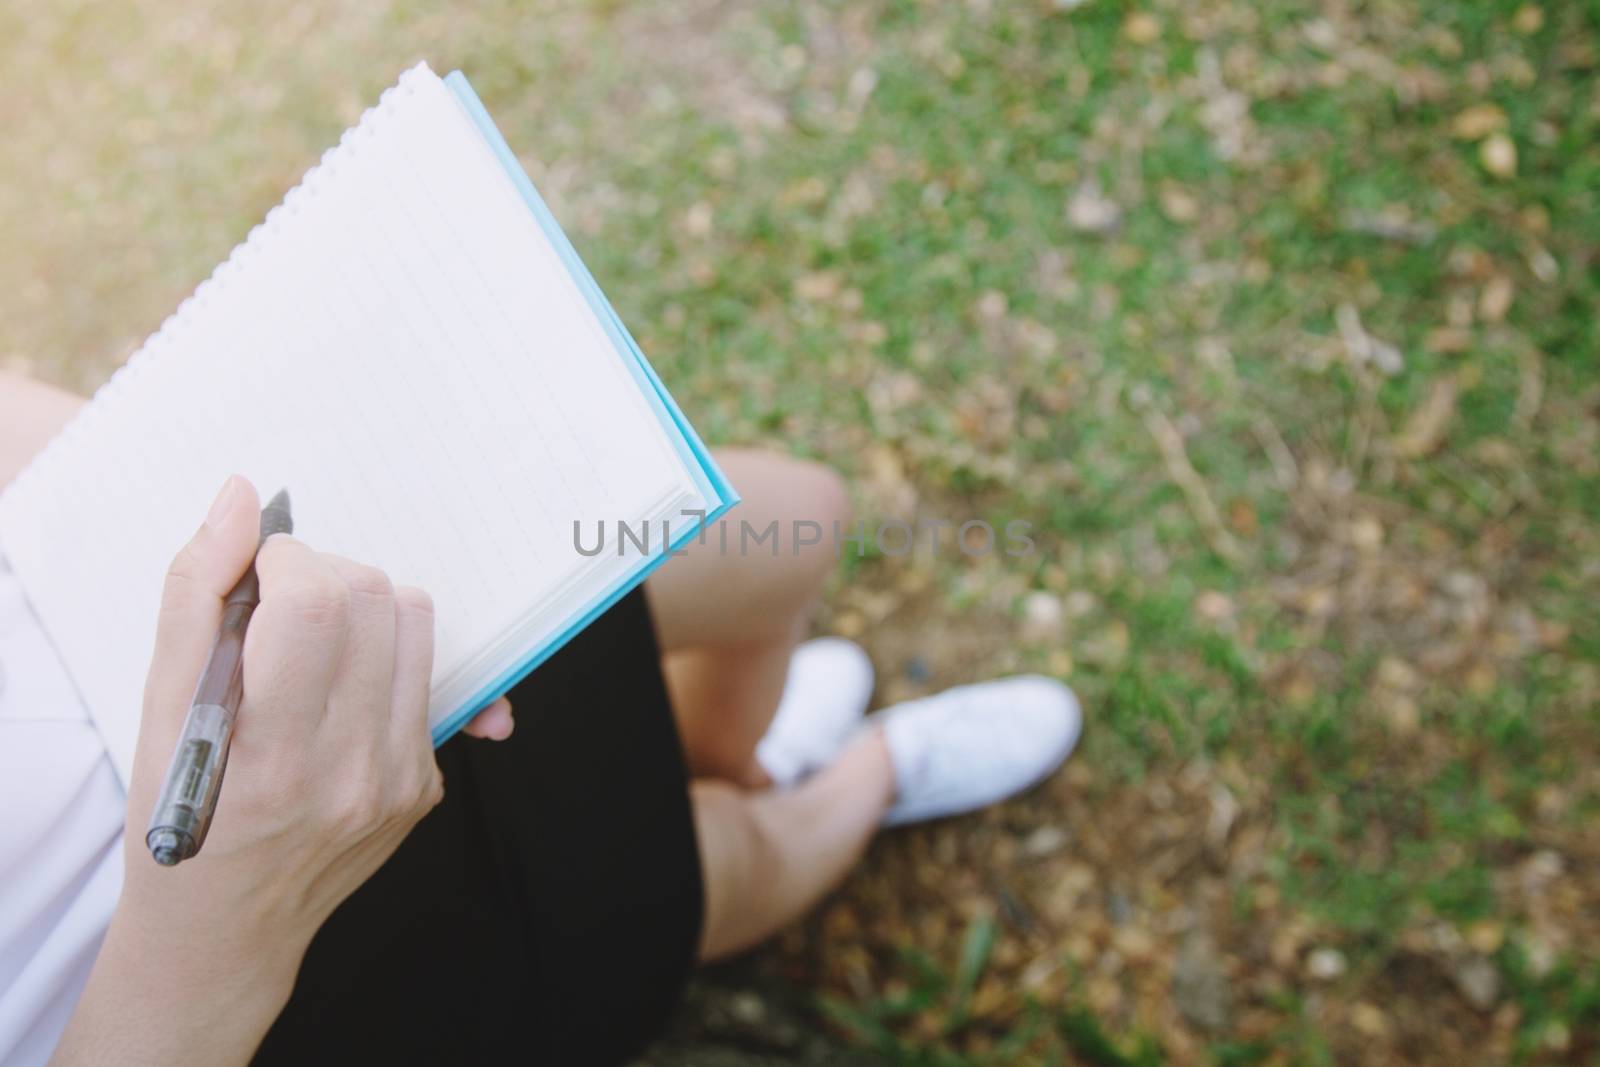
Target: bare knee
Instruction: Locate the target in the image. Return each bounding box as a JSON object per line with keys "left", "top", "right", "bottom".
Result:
{"left": 784, "top": 461, "right": 850, "bottom": 595}
{"left": 721, "top": 449, "right": 851, "bottom": 585}
{"left": 790, "top": 456, "right": 851, "bottom": 532}
{"left": 648, "top": 451, "right": 851, "bottom": 651}
{"left": 713, "top": 449, "right": 849, "bottom": 518}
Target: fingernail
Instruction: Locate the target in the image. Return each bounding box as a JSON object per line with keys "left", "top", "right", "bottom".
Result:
{"left": 204, "top": 476, "right": 239, "bottom": 529}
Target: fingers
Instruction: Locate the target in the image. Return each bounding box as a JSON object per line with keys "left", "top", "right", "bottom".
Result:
{"left": 147, "top": 476, "right": 262, "bottom": 705}
{"left": 245, "top": 555, "right": 440, "bottom": 833}
{"left": 461, "top": 696, "right": 515, "bottom": 741}
{"left": 243, "top": 534, "right": 352, "bottom": 735}
{"left": 389, "top": 586, "right": 436, "bottom": 740}
{"left": 390, "top": 586, "right": 443, "bottom": 809}
{"left": 320, "top": 556, "right": 398, "bottom": 736}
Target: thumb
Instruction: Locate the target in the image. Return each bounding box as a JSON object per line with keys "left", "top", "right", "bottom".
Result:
{"left": 140, "top": 475, "right": 262, "bottom": 735}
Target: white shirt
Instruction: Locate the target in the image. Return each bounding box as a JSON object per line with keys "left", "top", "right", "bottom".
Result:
{"left": 0, "top": 549, "right": 125, "bottom": 1066}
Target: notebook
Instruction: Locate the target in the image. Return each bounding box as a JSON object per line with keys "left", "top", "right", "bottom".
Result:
{"left": 0, "top": 62, "right": 738, "bottom": 788}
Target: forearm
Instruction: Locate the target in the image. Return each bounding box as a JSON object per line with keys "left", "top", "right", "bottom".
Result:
{"left": 50, "top": 908, "right": 306, "bottom": 1067}
{"left": 0, "top": 369, "right": 85, "bottom": 487}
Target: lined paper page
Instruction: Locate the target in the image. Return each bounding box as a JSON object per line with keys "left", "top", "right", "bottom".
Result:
{"left": 0, "top": 65, "right": 708, "bottom": 784}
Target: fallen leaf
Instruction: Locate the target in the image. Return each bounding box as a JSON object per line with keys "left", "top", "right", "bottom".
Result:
{"left": 1157, "top": 181, "right": 1199, "bottom": 223}
{"left": 1426, "top": 326, "right": 1474, "bottom": 354}
{"left": 1064, "top": 590, "right": 1098, "bottom": 618}
{"left": 1282, "top": 670, "right": 1317, "bottom": 707}
{"left": 1452, "top": 956, "right": 1501, "bottom": 1010}
{"left": 1479, "top": 275, "right": 1515, "bottom": 322}
{"left": 1304, "top": 18, "right": 1339, "bottom": 51}
{"left": 1451, "top": 103, "right": 1508, "bottom": 140}
{"left": 1524, "top": 242, "right": 1559, "bottom": 283}
{"left": 1020, "top": 591, "right": 1065, "bottom": 644}
{"left": 1336, "top": 303, "right": 1404, "bottom": 375}
{"left": 1112, "top": 924, "right": 1156, "bottom": 961}
{"left": 1376, "top": 657, "right": 1422, "bottom": 690}
{"left": 1537, "top": 618, "right": 1570, "bottom": 648}
{"left": 1194, "top": 590, "right": 1235, "bottom": 623}
{"left": 682, "top": 200, "right": 713, "bottom": 237}
{"left": 1206, "top": 781, "right": 1239, "bottom": 852}
{"left": 1269, "top": 916, "right": 1313, "bottom": 969}
{"left": 1380, "top": 692, "right": 1422, "bottom": 736}
{"left": 1351, "top": 1002, "right": 1390, "bottom": 1038}
{"left": 1081, "top": 619, "right": 1130, "bottom": 665}
{"left": 1393, "top": 375, "right": 1458, "bottom": 458}
{"left": 1066, "top": 181, "right": 1121, "bottom": 234}
{"left": 974, "top": 289, "right": 1009, "bottom": 320}
{"left": 1542, "top": 1021, "right": 1573, "bottom": 1054}
{"left": 1465, "top": 660, "right": 1498, "bottom": 695}
{"left": 1172, "top": 931, "right": 1232, "bottom": 1030}
{"left": 1347, "top": 514, "right": 1384, "bottom": 550}
{"left": 1341, "top": 208, "right": 1436, "bottom": 245}
{"left": 1123, "top": 12, "right": 1160, "bottom": 44}
{"left": 1512, "top": 4, "right": 1545, "bottom": 34}
{"left": 794, "top": 271, "right": 842, "bottom": 301}
{"left": 1227, "top": 499, "right": 1260, "bottom": 540}
{"left": 1467, "top": 920, "right": 1506, "bottom": 955}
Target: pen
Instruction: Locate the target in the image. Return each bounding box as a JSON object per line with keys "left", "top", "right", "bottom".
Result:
{"left": 146, "top": 488, "right": 294, "bottom": 866}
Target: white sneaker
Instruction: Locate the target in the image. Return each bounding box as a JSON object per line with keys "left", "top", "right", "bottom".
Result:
{"left": 755, "top": 637, "right": 876, "bottom": 787}
{"left": 869, "top": 675, "right": 1081, "bottom": 827}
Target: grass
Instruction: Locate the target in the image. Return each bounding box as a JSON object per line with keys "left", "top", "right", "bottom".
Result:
{"left": 2, "top": 0, "right": 1597, "bottom": 1062}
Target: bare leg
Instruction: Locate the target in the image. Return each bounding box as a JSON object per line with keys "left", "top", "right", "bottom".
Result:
{"left": 692, "top": 730, "right": 894, "bottom": 961}
{"left": 646, "top": 449, "right": 850, "bottom": 787}
{"left": 646, "top": 449, "right": 884, "bottom": 958}
{"left": 0, "top": 369, "right": 85, "bottom": 486}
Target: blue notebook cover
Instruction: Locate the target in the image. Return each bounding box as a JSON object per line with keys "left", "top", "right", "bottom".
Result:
{"left": 429, "top": 71, "right": 739, "bottom": 745}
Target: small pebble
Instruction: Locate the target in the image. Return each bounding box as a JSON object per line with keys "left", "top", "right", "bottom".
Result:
{"left": 1479, "top": 134, "right": 1517, "bottom": 179}
{"left": 1307, "top": 947, "right": 1348, "bottom": 980}
{"left": 1022, "top": 825, "right": 1069, "bottom": 857}
{"left": 728, "top": 991, "right": 766, "bottom": 1025}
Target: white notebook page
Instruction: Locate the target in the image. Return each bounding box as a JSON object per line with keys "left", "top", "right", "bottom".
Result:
{"left": 0, "top": 65, "right": 707, "bottom": 785}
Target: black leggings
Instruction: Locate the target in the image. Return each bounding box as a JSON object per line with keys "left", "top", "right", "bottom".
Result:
{"left": 253, "top": 588, "right": 703, "bottom": 1066}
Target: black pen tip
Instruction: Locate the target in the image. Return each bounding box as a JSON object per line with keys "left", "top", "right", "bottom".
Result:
{"left": 260, "top": 488, "right": 294, "bottom": 539}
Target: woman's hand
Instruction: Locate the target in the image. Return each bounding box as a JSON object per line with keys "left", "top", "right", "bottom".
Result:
{"left": 53, "top": 475, "right": 500, "bottom": 1066}
{"left": 121, "top": 473, "right": 446, "bottom": 948}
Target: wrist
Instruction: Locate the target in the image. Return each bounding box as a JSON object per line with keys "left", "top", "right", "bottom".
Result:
{"left": 104, "top": 898, "right": 308, "bottom": 996}
{"left": 101, "top": 901, "right": 306, "bottom": 1030}
{"left": 55, "top": 907, "right": 308, "bottom": 1067}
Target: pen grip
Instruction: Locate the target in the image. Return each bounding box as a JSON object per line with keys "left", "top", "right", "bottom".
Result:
{"left": 145, "top": 601, "right": 251, "bottom": 864}
{"left": 194, "top": 601, "right": 251, "bottom": 708}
